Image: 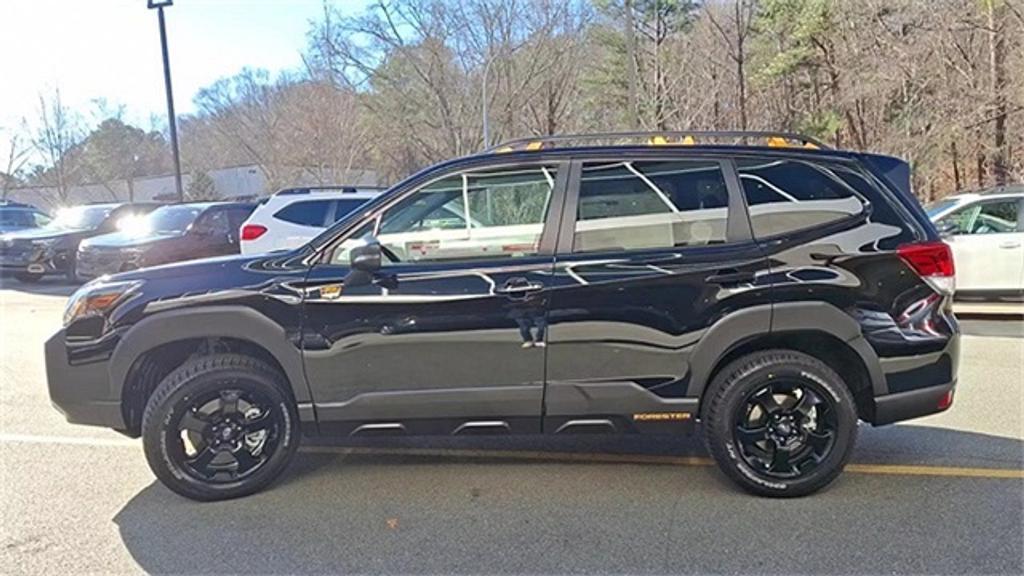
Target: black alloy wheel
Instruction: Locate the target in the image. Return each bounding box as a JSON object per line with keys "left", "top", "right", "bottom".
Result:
{"left": 702, "top": 349, "right": 858, "bottom": 497}
{"left": 733, "top": 381, "right": 838, "bottom": 479}
{"left": 170, "top": 387, "right": 282, "bottom": 484}
{"left": 142, "top": 354, "right": 299, "bottom": 501}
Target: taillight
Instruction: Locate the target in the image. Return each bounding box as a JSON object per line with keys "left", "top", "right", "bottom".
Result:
{"left": 240, "top": 224, "right": 267, "bottom": 241}
{"left": 897, "top": 241, "right": 955, "bottom": 295}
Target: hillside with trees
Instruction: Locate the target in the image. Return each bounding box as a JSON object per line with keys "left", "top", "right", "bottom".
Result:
{"left": 7, "top": 0, "right": 1022, "bottom": 203}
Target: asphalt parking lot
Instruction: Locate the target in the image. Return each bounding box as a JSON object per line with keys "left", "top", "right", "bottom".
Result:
{"left": 1, "top": 278, "right": 1022, "bottom": 575}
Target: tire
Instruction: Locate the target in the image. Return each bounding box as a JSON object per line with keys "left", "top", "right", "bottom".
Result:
{"left": 702, "top": 349, "right": 858, "bottom": 498}
{"left": 142, "top": 353, "right": 300, "bottom": 501}
{"left": 14, "top": 272, "right": 43, "bottom": 283}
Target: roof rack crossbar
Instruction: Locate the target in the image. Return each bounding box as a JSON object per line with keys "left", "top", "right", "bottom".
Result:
{"left": 485, "top": 130, "right": 831, "bottom": 153}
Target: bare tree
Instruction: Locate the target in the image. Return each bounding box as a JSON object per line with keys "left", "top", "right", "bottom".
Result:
{"left": 2, "top": 127, "right": 31, "bottom": 201}
{"left": 31, "top": 88, "right": 82, "bottom": 203}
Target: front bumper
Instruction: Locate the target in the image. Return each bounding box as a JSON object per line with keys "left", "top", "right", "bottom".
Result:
{"left": 0, "top": 247, "right": 68, "bottom": 275}
{"left": 76, "top": 247, "right": 144, "bottom": 280}
{"left": 45, "top": 330, "right": 125, "bottom": 429}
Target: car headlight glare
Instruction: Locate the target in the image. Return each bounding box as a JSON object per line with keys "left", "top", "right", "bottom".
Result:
{"left": 63, "top": 280, "right": 143, "bottom": 326}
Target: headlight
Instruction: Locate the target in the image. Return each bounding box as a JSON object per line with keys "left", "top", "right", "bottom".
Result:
{"left": 63, "top": 280, "right": 143, "bottom": 326}
{"left": 31, "top": 238, "right": 60, "bottom": 248}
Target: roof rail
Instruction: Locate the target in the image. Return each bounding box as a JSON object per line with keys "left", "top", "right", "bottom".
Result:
{"left": 486, "top": 131, "right": 831, "bottom": 153}
{"left": 274, "top": 185, "right": 383, "bottom": 196}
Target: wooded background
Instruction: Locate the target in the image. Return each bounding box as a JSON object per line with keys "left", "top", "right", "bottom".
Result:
{"left": 4, "top": 0, "right": 1022, "bottom": 204}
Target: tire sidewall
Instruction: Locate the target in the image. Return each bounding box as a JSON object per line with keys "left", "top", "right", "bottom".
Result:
{"left": 143, "top": 365, "right": 299, "bottom": 500}
{"left": 707, "top": 355, "right": 858, "bottom": 497}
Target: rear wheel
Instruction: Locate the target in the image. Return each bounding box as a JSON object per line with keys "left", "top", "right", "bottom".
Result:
{"left": 142, "top": 353, "right": 299, "bottom": 501}
{"left": 702, "top": 350, "right": 858, "bottom": 497}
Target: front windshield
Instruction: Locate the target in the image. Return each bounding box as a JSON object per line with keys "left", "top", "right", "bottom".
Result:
{"left": 46, "top": 206, "right": 112, "bottom": 230}
{"left": 138, "top": 205, "right": 203, "bottom": 234}
{"left": 925, "top": 199, "right": 959, "bottom": 218}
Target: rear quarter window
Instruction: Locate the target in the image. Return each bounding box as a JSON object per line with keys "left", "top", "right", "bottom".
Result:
{"left": 274, "top": 200, "right": 332, "bottom": 227}
{"left": 331, "top": 199, "right": 371, "bottom": 223}
{"left": 737, "top": 158, "right": 865, "bottom": 238}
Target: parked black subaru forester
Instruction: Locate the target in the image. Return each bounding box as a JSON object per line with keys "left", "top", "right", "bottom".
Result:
{"left": 46, "top": 132, "right": 959, "bottom": 501}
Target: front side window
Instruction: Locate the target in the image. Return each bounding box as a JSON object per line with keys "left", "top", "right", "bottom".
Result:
{"left": 738, "top": 158, "right": 865, "bottom": 238}
{"left": 332, "top": 164, "right": 556, "bottom": 265}
{"left": 572, "top": 160, "right": 729, "bottom": 252}
{"left": 937, "top": 200, "right": 1019, "bottom": 235}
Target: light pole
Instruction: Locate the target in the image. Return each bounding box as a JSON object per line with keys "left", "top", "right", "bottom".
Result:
{"left": 148, "top": 0, "right": 183, "bottom": 203}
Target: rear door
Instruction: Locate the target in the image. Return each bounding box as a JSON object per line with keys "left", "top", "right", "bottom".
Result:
{"left": 543, "top": 156, "right": 771, "bottom": 434}
{"left": 273, "top": 199, "right": 334, "bottom": 251}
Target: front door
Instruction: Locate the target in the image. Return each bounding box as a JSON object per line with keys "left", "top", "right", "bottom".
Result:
{"left": 543, "top": 157, "right": 771, "bottom": 433}
{"left": 302, "top": 161, "right": 566, "bottom": 436}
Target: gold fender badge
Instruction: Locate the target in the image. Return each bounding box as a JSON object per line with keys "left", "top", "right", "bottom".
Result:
{"left": 632, "top": 412, "right": 692, "bottom": 422}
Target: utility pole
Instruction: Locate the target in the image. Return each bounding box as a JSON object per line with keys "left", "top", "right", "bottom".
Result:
{"left": 148, "top": 0, "right": 184, "bottom": 202}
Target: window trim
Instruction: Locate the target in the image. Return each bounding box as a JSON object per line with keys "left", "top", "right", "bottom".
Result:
{"left": 555, "top": 156, "right": 747, "bottom": 255}
{"left": 317, "top": 158, "right": 571, "bottom": 268}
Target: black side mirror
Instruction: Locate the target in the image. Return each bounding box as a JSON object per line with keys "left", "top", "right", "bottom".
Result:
{"left": 344, "top": 239, "right": 382, "bottom": 288}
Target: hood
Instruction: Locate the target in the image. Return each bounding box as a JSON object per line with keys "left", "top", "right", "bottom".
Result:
{"left": 1, "top": 227, "right": 82, "bottom": 242}
{"left": 81, "top": 230, "right": 182, "bottom": 249}
{"left": 107, "top": 246, "right": 312, "bottom": 285}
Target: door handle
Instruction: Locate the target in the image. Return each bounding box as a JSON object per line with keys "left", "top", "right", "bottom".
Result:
{"left": 495, "top": 278, "right": 544, "bottom": 296}
{"left": 998, "top": 240, "right": 1022, "bottom": 249}
{"left": 705, "top": 269, "right": 754, "bottom": 285}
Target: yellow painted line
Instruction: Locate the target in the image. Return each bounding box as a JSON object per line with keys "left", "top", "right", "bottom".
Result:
{"left": 2, "top": 433, "right": 1020, "bottom": 480}
{"left": 302, "top": 445, "right": 1024, "bottom": 480}
{"left": 846, "top": 463, "right": 1024, "bottom": 479}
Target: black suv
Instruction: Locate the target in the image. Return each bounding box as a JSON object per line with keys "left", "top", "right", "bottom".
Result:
{"left": 46, "top": 132, "right": 959, "bottom": 501}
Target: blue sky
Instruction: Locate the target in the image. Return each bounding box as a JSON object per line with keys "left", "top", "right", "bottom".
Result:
{"left": 0, "top": 0, "right": 367, "bottom": 162}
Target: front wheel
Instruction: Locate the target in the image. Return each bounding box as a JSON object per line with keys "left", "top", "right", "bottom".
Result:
{"left": 702, "top": 350, "right": 858, "bottom": 497}
{"left": 142, "top": 354, "right": 300, "bottom": 501}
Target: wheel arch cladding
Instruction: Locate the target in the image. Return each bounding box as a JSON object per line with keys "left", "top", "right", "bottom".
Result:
{"left": 110, "top": 307, "right": 310, "bottom": 436}
{"left": 688, "top": 302, "right": 884, "bottom": 422}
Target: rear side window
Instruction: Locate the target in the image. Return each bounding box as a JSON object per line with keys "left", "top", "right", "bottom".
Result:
{"left": 275, "top": 200, "right": 331, "bottom": 227}
{"left": 331, "top": 199, "right": 371, "bottom": 223}
{"left": 226, "top": 207, "right": 254, "bottom": 230}
{"left": 737, "top": 158, "right": 865, "bottom": 238}
{"left": 573, "top": 160, "right": 729, "bottom": 253}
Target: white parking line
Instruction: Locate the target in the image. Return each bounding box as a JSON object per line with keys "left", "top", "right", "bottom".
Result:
{"left": 0, "top": 432, "right": 137, "bottom": 447}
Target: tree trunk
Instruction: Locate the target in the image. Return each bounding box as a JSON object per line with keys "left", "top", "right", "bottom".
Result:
{"left": 624, "top": 0, "right": 640, "bottom": 130}
{"left": 735, "top": 1, "right": 748, "bottom": 131}
{"left": 987, "top": 0, "right": 1008, "bottom": 185}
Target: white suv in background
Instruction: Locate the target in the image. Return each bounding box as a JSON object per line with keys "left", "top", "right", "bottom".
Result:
{"left": 926, "top": 185, "right": 1023, "bottom": 300}
{"left": 239, "top": 186, "right": 383, "bottom": 255}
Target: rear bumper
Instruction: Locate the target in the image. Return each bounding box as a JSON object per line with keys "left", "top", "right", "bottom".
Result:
{"left": 871, "top": 380, "right": 955, "bottom": 426}
{"left": 45, "top": 330, "right": 125, "bottom": 429}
